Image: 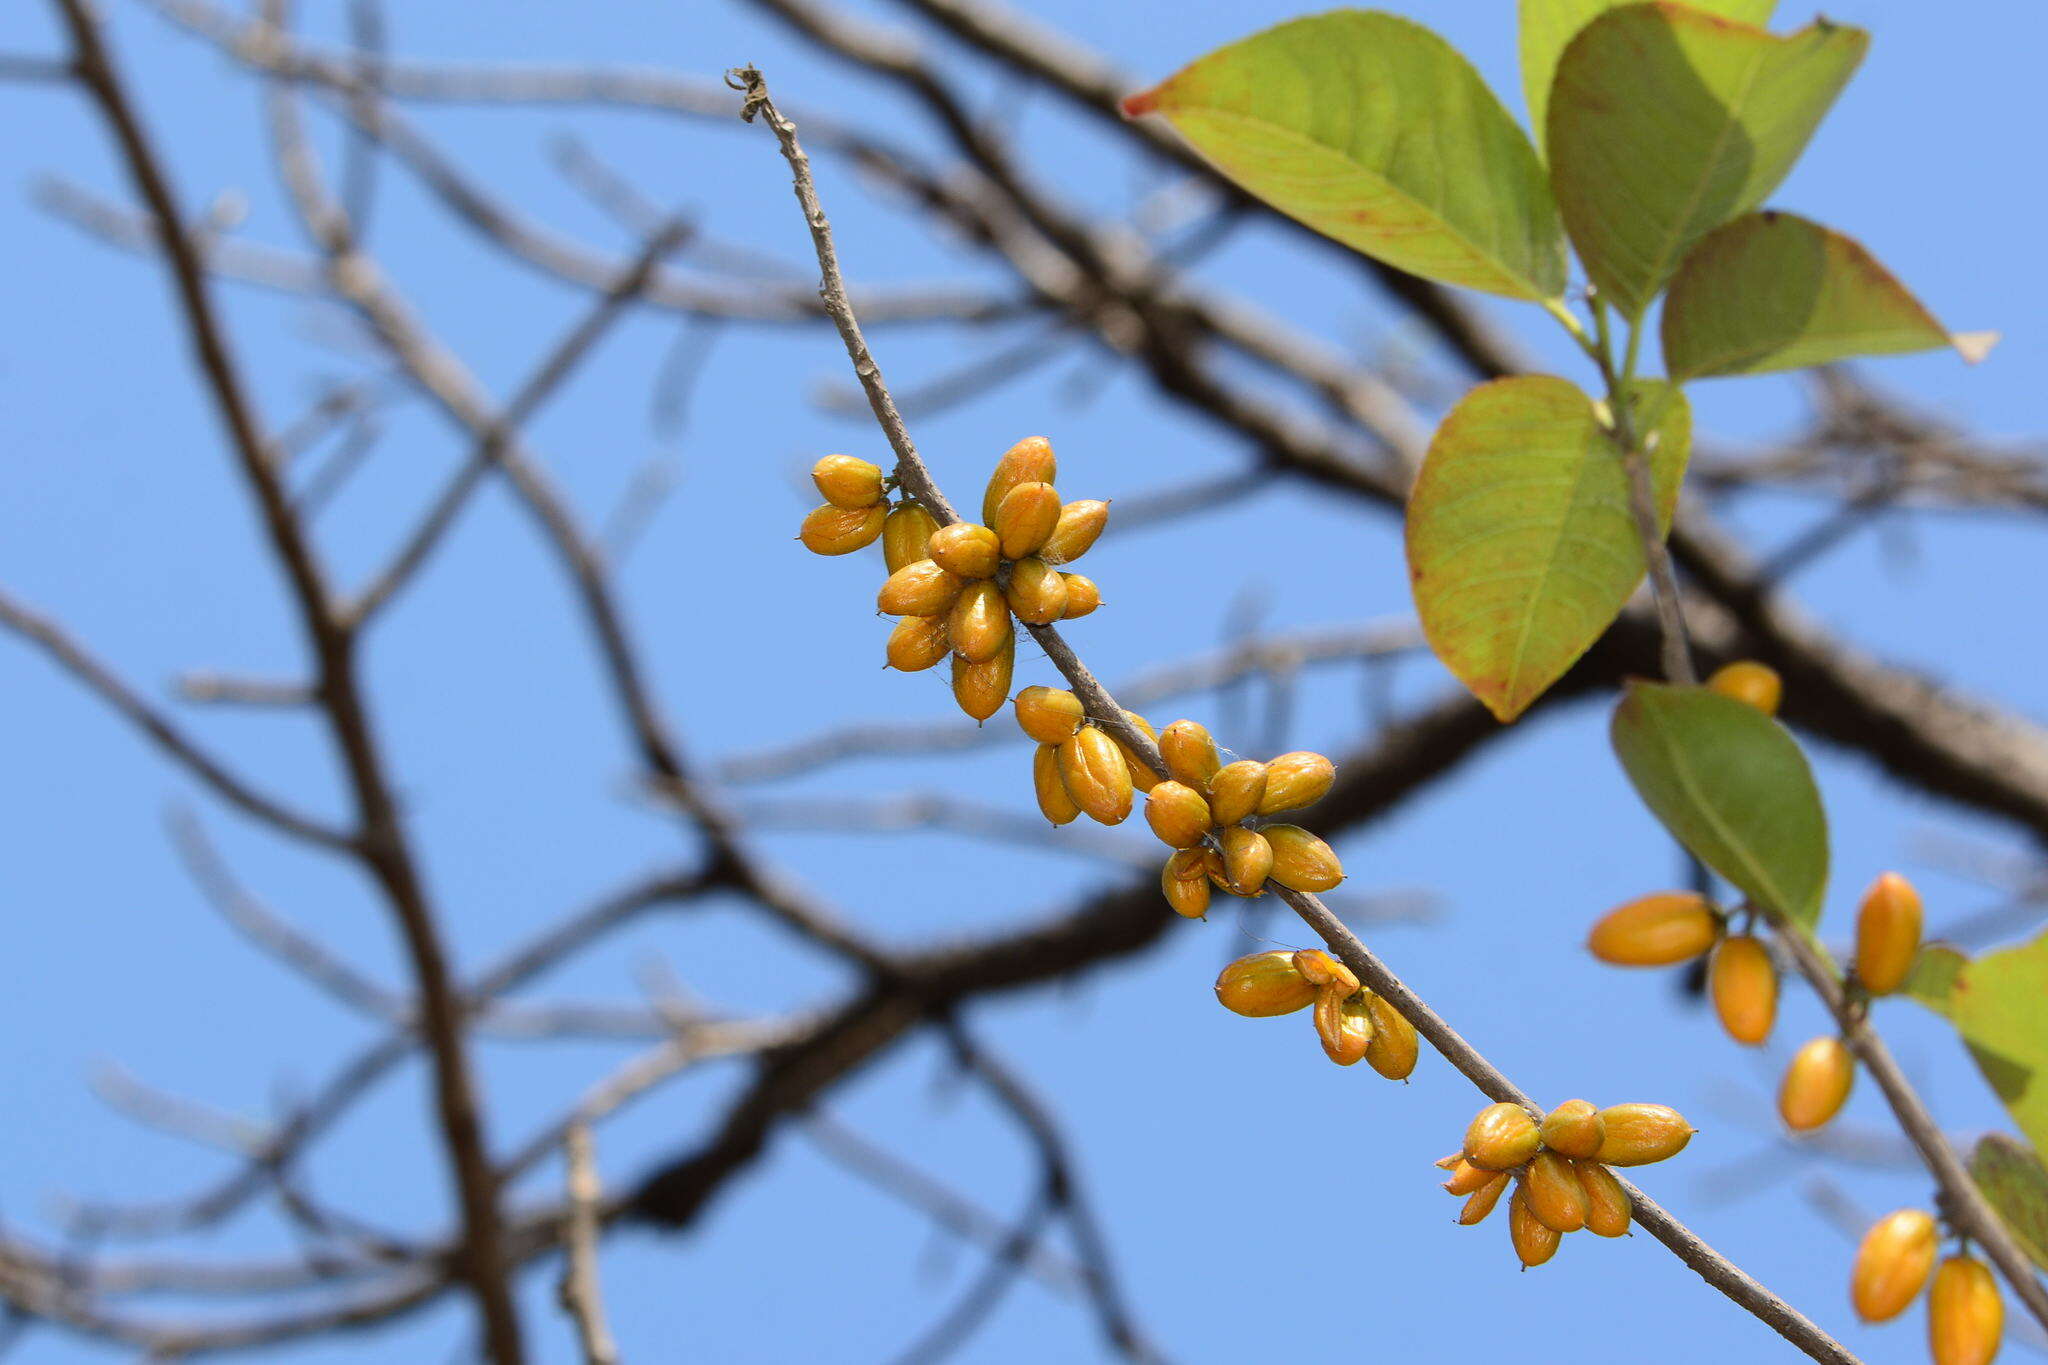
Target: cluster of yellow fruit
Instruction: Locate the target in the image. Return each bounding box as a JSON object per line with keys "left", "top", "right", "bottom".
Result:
{"left": 1853, "top": 1210, "right": 2005, "bottom": 1365}
{"left": 1214, "top": 949, "right": 1418, "bottom": 1078}
{"left": 1441, "top": 1098, "right": 1692, "bottom": 1267}
{"left": 1587, "top": 869, "right": 1923, "bottom": 1132}
{"left": 798, "top": 438, "right": 1107, "bottom": 722}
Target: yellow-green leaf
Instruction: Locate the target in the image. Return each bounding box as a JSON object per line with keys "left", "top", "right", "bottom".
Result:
{"left": 1908, "top": 932, "right": 2048, "bottom": 1159}
{"left": 1970, "top": 1134, "right": 2048, "bottom": 1271}
{"left": 1664, "top": 212, "right": 1994, "bottom": 378}
{"left": 1125, "top": 10, "right": 1567, "bottom": 300}
{"left": 1547, "top": 3, "right": 1867, "bottom": 318}
{"left": 1406, "top": 376, "right": 1689, "bottom": 722}
{"left": 1610, "top": 681, "right": 1829, "bottom": 927}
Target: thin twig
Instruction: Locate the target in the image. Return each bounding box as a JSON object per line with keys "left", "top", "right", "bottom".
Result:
{"left": 558, "top": 1125, "right": 620, "bottom": 1365}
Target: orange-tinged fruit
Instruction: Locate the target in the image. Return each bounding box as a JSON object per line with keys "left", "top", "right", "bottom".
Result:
{"left": 1434, "top": 1153, "right": 1463, "bottom": 1172}
{"left": 1264, "top": 825, "right": 1344, "bottom": 893}
{"left": 878, "top": 558, "right": 965, "bottom": 616}
{"left": 1707, "top": 659, "right": 1783, "bottom": 716}
{"left": 1004, "top": 556, "right": 1069, "bottom": 624}
{"left": 1526, "top": 1151, "right": 1588, "bottom": 1233}
{"left": 885, "top": 614, "right": 950, "bottom": 672}
{"left": 1110, "top": 712, "right": 1163, "bottom": 793}
{"left": 1855, "top": 871, "right": 1923, "bottom": 996}
{"left": 1444, "top": 1160, "right": 1495, "bottom": 1197}
{"left": 1059, "top": 574, "right": 1101, "bottom": 618}
{"left": 883, "top": 503, "right": 939, "bottom": 574}
{"left": 1013, "top": 686, "right": 1084, "bottom": 745}
{"left": 811, "top": 454, "right": 885, "bottom": 509}
{"left": 1032, "top": 743, "right": 1079, "bottom": 827}
{"left": 927, "top": 522, "right": 1001, "bottom": 579}
{"left": 1576, "top": 1161, "right": 1632, "bottom": 1238}
{"left": 1161, "top": 849, "right": 1210, "bottom": 919}
{"left": 1158, "top": 720, "right": 1222, "bottom": 792}
{"left": 948, "top": 581, "right": 1011, "bottom": 664}
{"left": 1509, "top": 1185, "right": 1561, "bottom": 1268}
{"left": 1779, "top": 1037, "right": 1854, "bottom": 1132}
{"left": 1459, "top": 1172, "right": 1510, "bottom": 1226}
{"left": 1042, "top": 499, "right": 1109, "bottom": 564}
{"left": 1208, "top": 760, "right": 1269, "bottom": 827}
{"left": 1257, "top": 751, "right": 1336, "bottom": 814}
{"left": 1291, "top": 948, "right": 1358, "bottom": 995}
{"left": 982, "top": 436, "right": 1056, "bottom": 525}
{"left": 1594, "top": 1103, "right": 1694, "bottom": 1166}
{"left": 1220, "top": 826, "right": 1274, "bottom": 896}
{"left": 1200, "top": 847, "right": 1231, "bottom": 893}
{"left": 1214, "top": 950, "right": 1316, "bottom": 1017}
{"left": 1928, "top": 1255, "right": 2003, "bottom": 1365}
{"left": 1314, "top": 989, "right": 1374, "bottom": 1067}
{"left": 1058, "top": 726, "right": 1134, "bottom": 825}
{"left": 1709, "top": 934, "right": 1778, "bottom": 1046}
{"left": 993, "top": 481, "right": 1061, "bottom": 559}
{"left": 1586, "top": 891, "right": 1719, "bottom": 966}
{"left": 1540, "top": 1100, "right": 1604, "bottom": 1161}
{"left": 950, "top": 637, "right": 1013, "bottom": 722}
{"left": 1362, "top": 992, "right": 1418, "bottom": 1080}
{"left": 1144, "top": 781, "right": 1212, "bottom": 849}
{"left": 1464, "top": 1103, "right": 1542, "bottom": 1172}
{"left": 1851, "top": 1209, "right": 1939, "bottom": 1323}
{"left": 799, "top": 502, "right": 886, "bottom": 555}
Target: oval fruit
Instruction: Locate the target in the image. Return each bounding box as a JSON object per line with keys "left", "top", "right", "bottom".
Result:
{"left": 882, "top": 503, "right": 939, "bottom": 573}
{"left": 811, "top": 454, "right": 885, "bottom": 509}
{"left": 885, "top": 613, "right": 950, "bottom": 672}
{"left": 950, "top": 638, "right": 1013, "bottom": 722}
{"left": 1362, "top": 992, "right": 1418, "bottom": 1081}
{"left": 878, "top": 558, "right": 965, "bottom": 616}
{"left": 1540, "top": 1100, "right": 1604, "bottom": 1161}
{"left": 1110, "top": 712, "right": 1163, "bottom": 793}
{"left": 1443, "top": 1160, "right": 1495, "bottom": 1197}
{"left": 1928, "top": 1255, "right": 2003, "bottom": 1365}
{"left": 1576, "top": 1161, "right": 1632, "bottom": 1238}
{"left": 1161, "top": 849, "right": 1211, "bottom": 919}
{"left": 1041, "top": 499, "right": 1109, "bottom": 564}
{"left": 1509, "top": 1184, "right": 1561, "bottom": 1268}
{"left": 1057, "top": 726, "right": 1134, "bottom": 825}
{"left": 1264, "top": 825, "right": 1344, "bottom": 893}
{"left": 1214, "top": 950, "right": 1315, "bottom": 1017}
{"left": 799, "top": 502, "right": 886, "bottom": 555}
{"left": 1464, "top": 1102, "right": 1541, "bottom": 1172}
{"left": 1032, "top": 743, "right": 1079, "bottom": 827}
{"left": 1709, "top": 934, "right": 1779, "bottom": 1046}
{"left": 948, "top": 581, "right": 1012, "bottom": 664}
{"left": 1290, "top": 949, "right": 1358, "bottom": 996}
{"left": 1005, "top": 556, "right": 1069, "bottom": 625}
{"left": 1525, "top": 1151, "right": 1587, "bottom": 1233}
{"left": 1706, "top": 659, "right": 1783, "bottom": 716}
{"left": 1059, "top": 574, "right": 1101, "bottom": 619}
{"left": 1208, "top": 760, "right": 1269, "bottom": 827}
{"left": 927, "top": 522, "right": 1002, "bottom": 579}
{"left": 1257, "top": 751, "right": 1336, "bottom": 814}
{"left": 982, "top": 435, "right": 1056, "bottom": 525}
{"left": 1314, "top": 989, "right": 1374, "bottom": 1067}
{"left": 1779, "top": 1037, "right": 1855, "bottom": 1132}
{"left": 1851, "top": 1208, "right": 1939, "bottom": 1324}
{"left": 1158, "top": 720, "right": 1222, "bottom": 792}
{"left": 1013, "top": 686, "right": 1084, "bottom": 745}
{"left": 1220, "top": 826, "right": 1273, "bottom": 896}
{"left": 993, "top": 481, "right": 1061, "bottom": 559}
{"left": 1586, "top": 891, "right": 1719, "bottom": 966}
{"left": 1594, "top": 1103, "right": 1694, "bottom": 1166}
{"left": 1459, "top": 1172, "right": 1510, "bottom": 1226}
{"left": 1855, "top": 871, "right": 1923, "bottom": 996}
{"left": 1144, "top": 781, "right": 1212, "bottom": 849}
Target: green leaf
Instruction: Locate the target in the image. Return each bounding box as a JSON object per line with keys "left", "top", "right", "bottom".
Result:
{"left": 1407, "top": 377, "right": 1690, "bottom": 721}
{"left": 1125, "top": 10, "right": 1567, "bottom": 300}
{"left": 1547, "top": 3, "right": 1867, "bottom": 318}
{"left": 1970, "top": 1134, "right": 2048, "bottom": 1271}
{"left": 1609, "top": 681, "right": 1829, "bottom": 926}
{"left": 1518, "top": 0, "right": 1776, "bottom": 152}
{"left": 1663, "top": 212, "right": 1995, "bottom": 378}
{"left": 1905, "top": 942, "right": 1969, "bottom": 1012}
{"left": 1908, "top": 932, "right": 2048, "bottom": 1158}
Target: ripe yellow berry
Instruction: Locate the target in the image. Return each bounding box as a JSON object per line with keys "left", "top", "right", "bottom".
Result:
{"left": 1539, "top": 1100, "right": 1605, "bottom": 1161}
{"left": 1313, "top": 989, "right": 1375, "bottom": 1067}
{"left": 1290, "top": 948, "right": 1358, "bottom": 996}
{"left": 1576, "top": 1161, "right": 1632, "bottom": 1238}
{"left": 948, "top": 581, "right": 1012, "bottom": 664}
{"left": 1779, "top": 1037, "right": 1855, "bottom": 1132}
{"left": 1144, "top": 781, "right": 1212, "bottom": 849}
{"left": 1059, "top": 574, "right": 1101, "bottom": 618}
{"left": 982, "top": 436, "right": 1056, "bottom": 525}
{"left": 950, "top": 638, "right": 1013, "bottom": 722}
{"left": 1855, "top": 871, "right": 1923, "bottom": 996}
{"left": 1013, "top": 686, "right": 1085, "bottom": 745}
{"left": 799, "top": 502, "right": 886, "bottom": 555}
{"left": 1161, "top": 849, "right": 1211, "bottom": 919}
{"left": 1525, "top": 1150, "right": 1588, "bottom": 1234}
{"left": 1219, "top": 826, "right": 1273, "bottom": 896}
{"left": 1264, "top": 825, "right": 1344, "bottom": 893}
{"left": 1158, "top": 720, "right": 1222, "bottom": 793}
{"left": 1594, "top": 1103, "right": 1695, "bottom": 1166}
{"left": 1851, "top": 1208, "right": 1939, "bottom": 1324}
{"left": 1707, "top": 660, "right": 1783, "bottom": 716}
{"left": 1004, "top": 556, "right": 1069, "bottom": 624}
{"left": 882, "top": 503, "right": 939, "bottom": 574}
{"left": 1586, "top": 891, "right": 1719, "bottom": 966}
{"left": 1256, "top": 751, "right": 1336, "bottom": 814}
{"left": 1464, "top": 1102, "right": 1542, "bottom": 1172}
{"left": 878, "top": 558, "right": 966, "bottom": 616}
{"left": 885, "top": 614, "right": 950, "bottom": 672}
{"left": 1709, "top": 933, "right": 1779, "bottom": 1046}
{"left": 993, "top": 481, "right": 1061, "bottom": 559}
{"left": 811, "top": 454, "right": 885, "bottom": 510}
{"left": 1443, "top": 1160, "right": 1496, "bottom": 1196}
{"left": 1208, "top": 760, "right": 1269, "bottom": 826}
{"left": 1928, "top": 1255, "right": 2003, "bottom": 1365}
{"left": 1458, "top": 1171, "right": 1510, "bottom": 1226}
{"left": 1214, "top": 950, "right": 1316, "bottom": 1017}
{"left": 927, "top": 522, "right": 1002, "bottom": 579}
{"left": 1109, "top": 712, "right": 1163, "bottom": 793}
{"left": 1042, "top": 499, "right": 1110, "bottom": 564}
{"left": 1362, "top": 992, "right": 1418, "bottom": 1080}
{"left": 1032, "top": 743, "right": 1079, "bottom": 827}
{"left": 1509, "top": 1184, "right": 1561, "bottom": 1268}
{"left": 1057, "top": 726, "right": 1134, "bottom": 825}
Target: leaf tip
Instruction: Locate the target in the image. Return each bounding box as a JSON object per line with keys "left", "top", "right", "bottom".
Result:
{"left": 1954, "top": 330, "right": 2000, "bottom": 365}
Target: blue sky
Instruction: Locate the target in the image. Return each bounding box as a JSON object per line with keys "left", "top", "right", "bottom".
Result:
{"left": 0, "top": 0, "right": 2042, "bottom": 1361}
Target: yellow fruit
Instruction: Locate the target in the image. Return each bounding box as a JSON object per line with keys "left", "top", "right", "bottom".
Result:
{"left": 1509, "top": 1184, "right": 1561, "bottom": 1268}
{"left": 1709, "top": 934, "right": 1778, "bottom": 1046}
{"left": 1855, "top": 871, "right": 1923, "bottom": 996}
{"left": 927, "top": 522, "right": 1002, "bottom": 579}
{"left": 1161, "top": 849, "right": 1210, "bottom": 919}
{"left": 1013, "top": 686, "right": 1085, "bottom": 745}
{"left": 1851, "top": 1208, "right": 1939, "bottom": 1323}
{"left": 993, "top": 481, "right": 1061, "bottom": 559}
{"left": 1314, "top": 989, "right": 1374, "bottom": 1067}
{"left": 1707, "top": 660, "right": 1783, "bottom": 716}
{"left": 1110, "top": 712, "right": 1164, "bottom": 793}
{"left": 1576, "top": 1161, "right": 1632, "bottom": 1238}
{"left": 948, "top": 581, "right": 1012, "bottom": 664}
{"left": 1540, "top": 1100, "right": 1605, "bottom": 1161}
{"left": 1144, "top": 781, "right": 1212, "bottom": 849}
{"left": 885, "top": 614, "right": 950, "bottom": 672}
{"left": 1362, "top": 992, "right": 1418, "bottom": 1080}
{"left": 1264, "top": 825, "right": 1344, "bottom": 893}
{"left": 982, "top": 435, "right": 1056, "bottom": 525}
{"left": 1032, "top": 743, "right": 1079, "bottom": 827}
{"left": 1779, "top": 1037, "right": 1854, "bottom": 1132}
{"left": 1214, "top": 950, "right": 1316, "bottom": 1017}
{"left": 1464, "top": 1102, "right": 1542, "bottom": 1172}
{"left": 1004, "top": 556, "right": 1069, "bottom": 625}
{"left": 1459, "top": 1172, "right": 1509, "bottom": 1226}
{"left": 799, "top": 502, "right": 886, "bottom": 555}
{"left": 811, "top": 454, "right": 885, "bottom": 509}
{"left": 1291, "top": 948, "right": 1359, "bottom": 996}
{"left": 1158, "top": 720, "right": 1222, "bottom": 792}
{"left": 1042, "top": 499, "right": 1110, "bottom": 564}
{"left": 1059, "top": 574, "right": 1101, "bottom": 619}
{"left": 883, "top": 503, "right": 939, "bottom": 574}
{"left": 1594, "top": 1103, "right": 1694, "bottom": 1166}
{"left": 1208, "top": 760, "right": 1269, "bottom": 827}
{"left": 1928, "top": 1256, "right": 2003, "bottom": 1365}
{"left": 1220, "top": 826, "right": 1274, "bottom": 896}
{"left": 1257, "top": 751, "right": 1336, "bottom": 814}
{"left": 950, "top": 638, "right": 1013, "bottom": 722}
{"left": 1443, "top": 1160, "right": 1496, "bottom": 1196}
{"left": 1057, "top": 726, "right": 1133, "bottom": 825}
{"left": 1586, "top": 891, "right": 1719, "bottom": 966}
{"left": 878, "top": 558, "right": 965, "bottom": 616}
{"left": 1525, "top": 1151, "right": 1588, "bottom": 1234}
